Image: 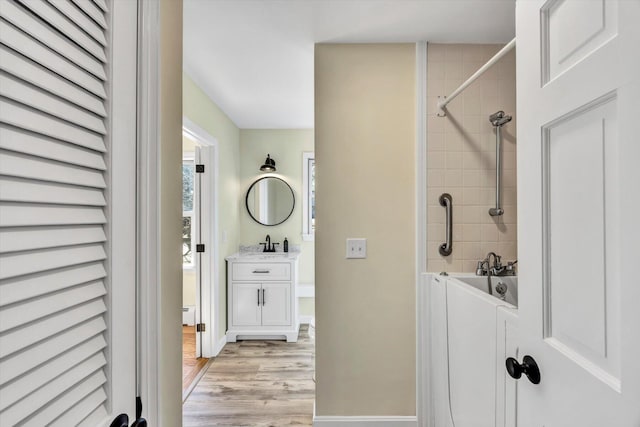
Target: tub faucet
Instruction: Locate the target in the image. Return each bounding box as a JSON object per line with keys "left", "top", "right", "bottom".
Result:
{"left": 476, "top": 253, "right": 516, "bottom": 277}
{"left": 484, "top": 252, "right": 501, "bottom": 295}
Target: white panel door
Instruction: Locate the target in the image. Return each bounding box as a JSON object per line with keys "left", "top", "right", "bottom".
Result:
{"left": 261, "top": 283, "right": 291, "bottom": 326}
{"left": 0, "top": 0, "right": 138, "bottom": 425}
{"left": 516, "top": 1, "right": 640, "bottom": 426}
{"left": 232, "top": 283, "right": 262, "bottom": 326}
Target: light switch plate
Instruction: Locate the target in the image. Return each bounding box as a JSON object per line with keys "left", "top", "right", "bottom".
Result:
{"left": 346, "top": 238, "right": 367, "bottom": 259}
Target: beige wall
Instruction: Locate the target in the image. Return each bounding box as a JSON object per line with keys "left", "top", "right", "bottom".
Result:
{"left": 426, "top": 44, "right": 517, "bottom": 273}
{"left": 239, "top": 129, "right": 315, "bottom": 317}
{"left": 183, "top": 73, "right": 241, "bottom": 339}
{"left": 314, "top": 44, "right": 416, "bottom": 416}
{"left": 158, "top": 0, "right": 183, "bottom": 425}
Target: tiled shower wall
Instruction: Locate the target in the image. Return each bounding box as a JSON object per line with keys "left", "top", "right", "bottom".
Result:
{"left": 427, "top": 44, "right": 517, "bottom": 273}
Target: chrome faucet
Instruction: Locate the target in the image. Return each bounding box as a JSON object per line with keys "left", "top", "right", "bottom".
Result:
{"left": 476, "top": 253, "right": 517, "bottom": 277}
{"left": 476, "top": 252, "right": 517, "bottom": 296}
{"left": 482, "top": 252, "right": 499, "bottom": 295}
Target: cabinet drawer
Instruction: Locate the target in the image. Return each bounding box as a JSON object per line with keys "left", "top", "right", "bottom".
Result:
{"left": 232, "top": 263, "right": 291, "bottom": 281}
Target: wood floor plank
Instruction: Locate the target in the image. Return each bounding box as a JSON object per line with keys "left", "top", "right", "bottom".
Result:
{"left": 183, "top": 325, "right": 315, "bottom": 426}
{"left": 183, "top": 325, "right": 210, "bottom": 392}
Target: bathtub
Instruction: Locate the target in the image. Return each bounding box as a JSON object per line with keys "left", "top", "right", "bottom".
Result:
{"left": 430, "top": 274, "right": 519, "bottom": 427}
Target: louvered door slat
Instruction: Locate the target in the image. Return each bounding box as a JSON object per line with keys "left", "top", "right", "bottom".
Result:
{"left": 78, "top": 405, "right": 108, "bottom": 427}
{"left": 0, "top": 20, "right": 106, "bottom": 97}
{"left": 48, "top": 0, "right": 106, "bottom": 45}
{"left": 0, "top": 73, "right": 106, "bottom": 134}
{"left": 0, "top": 262, "right": 106, "bottom": 306}
{"left": 0, "top": 225, "right": 106, "bottom": 253}
{"left": 0, "top": 0, "right": 106, "bottom": 79}
{"left": 0, "top": 353, "right": 106, "bottom": 426}
{"left": 0, "top": 150, "right": 106, "bottom": 188}
{"left": 0, "top": 203, "right": 106, "bottom": 226}
{"left": 22, "top": 371, "right": 107, "bottom": 427}
{"left": 0, "top": 316, "right": 106, "bottom": 385}
{"left": 91, "top": 0, "right": 107, "bottom": 13}
{"left": 0, "top": 47, "right": 107, "bottom": 117}
{"left": 0, "top": 177, "right": 106, "bottom": 205}
{"left": 0, "top": 299, "right": 106, "bottom": 357}
{"left": 0, "top": 99, "right": 105, "bottom": 151}
{"left": 50, "top": 386, "right": 108, "bottom": 427}
{"left": 17, "top": 0, "right": 107, "bottom": 62}
{"left": 0, "top": 280, "right": 106, "bottom": 331}
{"left": 0, "top": 244, "right": 106, "bottom": 279}
{"left": 70, "top": 0, "right": 106, "bottom": 29}
{"left": 0, "top": 125, "right": 107, "bottom": 170}
{"left": 0, "top": 336, "right": 106, "bottom": 411}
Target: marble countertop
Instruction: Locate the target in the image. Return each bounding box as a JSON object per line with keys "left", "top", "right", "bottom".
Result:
{"left": 226, "top": 248, "right": 301, "bottom": 261}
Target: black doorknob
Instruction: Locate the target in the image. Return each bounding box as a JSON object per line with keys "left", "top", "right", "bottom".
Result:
{"left": 110, "top": 414, "right": 129, "bottom": 427}
{"left": 506, "top": 355, "right": 541, "bottom": 384}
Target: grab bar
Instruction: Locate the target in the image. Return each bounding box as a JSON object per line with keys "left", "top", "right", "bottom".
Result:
{"left": 439, "top": 193, "right": 453, "bottom": 256}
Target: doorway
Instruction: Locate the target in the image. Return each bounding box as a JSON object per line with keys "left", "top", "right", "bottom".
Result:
{"left": 181, "top": 120, "right": 222, "bottom": 399}
{"left": 181, "top": 135, "right": 207, "bottom": 395}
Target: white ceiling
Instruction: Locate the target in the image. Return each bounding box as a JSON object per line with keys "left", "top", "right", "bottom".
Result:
{"left": 183, "top": 0, "right": 515, "bottom": 129}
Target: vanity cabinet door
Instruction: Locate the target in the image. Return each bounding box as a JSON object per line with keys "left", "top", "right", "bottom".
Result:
{"left": 232, "top": 283, "right": 261, "bottom": 326}
{"left": 261, "top": 283, "right": 291, "bottom": 326}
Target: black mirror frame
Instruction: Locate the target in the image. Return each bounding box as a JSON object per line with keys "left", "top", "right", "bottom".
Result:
{"left": 245, "top": 176, "right": 295, "bottom": 226}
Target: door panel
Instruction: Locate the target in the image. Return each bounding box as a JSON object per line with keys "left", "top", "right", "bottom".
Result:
{"left": 232, "top": 283, "right": 262, "bottom": 326}
{"left": 261, "top": 283, "right": 291, "bottom": 326}
{"left": 0, "top": 0, "right": 138, "bottom": 425}
{"left": 516, "top": 0, "right": 640, "bottom": 425}
{"left": 543, "top": 96, "right": 620, "bottom": 386}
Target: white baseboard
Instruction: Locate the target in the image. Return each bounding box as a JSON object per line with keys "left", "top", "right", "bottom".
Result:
{"left": 313, "top": 416, "right": 417, "bottom": 427}
{"left": 299, "top": 315, "right": 315, "bottom": 325}
{"left": 212, "top": 335, "right": 226, "bottom": 357}
{"left": 314, "top": 403, "right": 417, "bottom": 427}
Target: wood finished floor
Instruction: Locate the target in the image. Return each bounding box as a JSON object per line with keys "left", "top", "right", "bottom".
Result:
{"left": 183, "top": 325, "right": 210, "bottom": 393}
{"left": 183, "top": 325, "right": 315, "bottom": 426}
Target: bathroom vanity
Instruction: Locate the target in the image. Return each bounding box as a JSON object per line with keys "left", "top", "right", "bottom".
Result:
{"left": 225, "top": 251, "right": 300, "bottom": 342}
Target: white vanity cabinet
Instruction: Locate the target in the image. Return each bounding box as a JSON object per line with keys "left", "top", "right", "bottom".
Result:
{"left": 226, "top": 253, "right": 300, "bottom": 342}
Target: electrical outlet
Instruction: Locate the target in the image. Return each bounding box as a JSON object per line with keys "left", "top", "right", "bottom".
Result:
{"left": 346, "top": 238, "right": 367, "bottom": 259}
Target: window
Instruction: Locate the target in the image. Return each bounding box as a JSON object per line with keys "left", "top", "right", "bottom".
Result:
{"left": 302, "top": 152, "right": 315, "bottom": 240}
{"left": 183, "top": 159, "right": 195, "bottom": 267}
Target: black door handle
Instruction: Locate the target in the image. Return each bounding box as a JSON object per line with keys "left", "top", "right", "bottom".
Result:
{"left": 110, "top": 414, "right": 147, "bottom": 427}
{"left": 110, "top": 414, "right": 129, "bottom": 427}
{"left": 506, "top": 355, "right": 541, "bottom": 384}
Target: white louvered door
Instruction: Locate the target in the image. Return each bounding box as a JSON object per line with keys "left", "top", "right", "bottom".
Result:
{"left": 0, "top": 0, "right": 138, "bottom": 426}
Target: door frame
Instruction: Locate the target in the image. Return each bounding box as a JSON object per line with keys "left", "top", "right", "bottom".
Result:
{"left": 136, "top": 0, "right": 183, "bottom": 425}
{"left": 415, "top": 41, "right": 430, "bottom": 427}
{"left": 183, "top": 117, "right": 221, "bottom": 358}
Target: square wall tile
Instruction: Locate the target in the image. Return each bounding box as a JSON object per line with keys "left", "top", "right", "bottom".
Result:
{"left": 426, "top": 43, "right": 517, "bottom": 273}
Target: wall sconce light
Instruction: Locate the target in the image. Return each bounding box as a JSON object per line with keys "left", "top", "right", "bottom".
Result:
{"left": 260, "top": 154, "right": 276, "bottom": 172}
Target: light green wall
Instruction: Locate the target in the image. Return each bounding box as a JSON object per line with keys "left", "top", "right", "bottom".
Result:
{"left": 183, "top": 73, "right": 240, "bottom": 340}
{"left": 239, "top": 130, "right": 315, "bottom": 318}
{"left": 239, "top": 129, "right": 314, "bottom": 285}
{"left": 183, "top": 78, "right": 316, "bottom": 326}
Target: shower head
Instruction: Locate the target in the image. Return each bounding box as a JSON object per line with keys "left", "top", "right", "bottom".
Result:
{"left": 489, "top": 110, "right": 512, "bottom": 127}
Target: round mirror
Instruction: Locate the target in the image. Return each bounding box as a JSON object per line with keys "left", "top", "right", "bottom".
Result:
{"left": 245, "top": 177, "right": 295, "bottom": 226}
